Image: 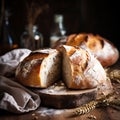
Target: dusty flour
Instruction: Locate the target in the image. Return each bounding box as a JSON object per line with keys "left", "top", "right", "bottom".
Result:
{"left": 36, "top": 107, "right": 65, "bottom": 117}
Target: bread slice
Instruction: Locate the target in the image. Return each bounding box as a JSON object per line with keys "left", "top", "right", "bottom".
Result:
{"left": 15, "top": 49, "right": 62, "bottom": 88}
{"left": 61, "top": 45, "right": 107, "bottom": 89}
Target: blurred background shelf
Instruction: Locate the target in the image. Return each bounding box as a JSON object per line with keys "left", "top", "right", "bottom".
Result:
{"left": 0, "top": 0, "right": 120, "bottom": 55}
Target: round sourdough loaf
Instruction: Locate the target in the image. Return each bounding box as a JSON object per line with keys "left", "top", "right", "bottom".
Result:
{"left": 61, "top": 45, "right": 108, "bottom": 89}
{"left": 30, "top": 45, "right": 112, "bottom": 109}
{"left": 15, "top": 49, "right": 62, "bottom": 88}
{"left": 54, "top": 33, "right": 119, "bottom": 67}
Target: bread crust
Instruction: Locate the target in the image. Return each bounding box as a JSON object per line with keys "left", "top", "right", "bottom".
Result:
{"left": 15, "top": 49, "right": 62, "bottom": 88}
{"left": 61, "top": 45, "right": 107, "bottom": 89}
{"left": 55, "top": 33, "right": 119, "bottom": 67}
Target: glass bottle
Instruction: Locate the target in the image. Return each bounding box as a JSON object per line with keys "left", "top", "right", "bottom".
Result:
{"left": 20, "top": 25, "right": 43, "bottom": 50}
{"left": 0, "top": 10, "right": 17, "bottom": 55}
{"left": 50, "top": 14, "right": 66, "bottom": 48}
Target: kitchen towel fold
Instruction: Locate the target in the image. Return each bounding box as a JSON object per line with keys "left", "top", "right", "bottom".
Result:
{"left": 0, "top": 49, "right": 41, "bottom": 114}
{"left": 0, "top": 48, "right": 31, "bottom": 76}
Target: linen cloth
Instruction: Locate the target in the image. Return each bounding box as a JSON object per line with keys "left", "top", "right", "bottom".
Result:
{"left": 0, "top": 49, "right": 41, "bottom": 114}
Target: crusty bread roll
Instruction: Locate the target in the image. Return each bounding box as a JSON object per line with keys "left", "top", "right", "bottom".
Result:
{"left": 54, "top": 33, "right": 119, "bottom": 67}
{"left": 61, "top": 45, "right": 107, "bottom": 89}
{"left": 15, "top": 49, "right": 62, "bottom": 88}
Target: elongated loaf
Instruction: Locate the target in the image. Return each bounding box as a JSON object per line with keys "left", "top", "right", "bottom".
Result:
{"left": 54, "top": 33, "right": 119, "bottom": 67}
{"left": 15, "top": 49, "right": 62, "bottom": 88}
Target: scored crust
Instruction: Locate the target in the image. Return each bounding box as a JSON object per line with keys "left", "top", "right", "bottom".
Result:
{"left": 61, "top": 45, "right": 107, "bottom": 89}
{"left": 54, "top": 33, "right": 119, "bottom": 67}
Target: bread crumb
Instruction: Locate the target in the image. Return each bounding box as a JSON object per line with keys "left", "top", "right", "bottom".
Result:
{"left": 32, "top": 113, "right": 38, "bottom": 120}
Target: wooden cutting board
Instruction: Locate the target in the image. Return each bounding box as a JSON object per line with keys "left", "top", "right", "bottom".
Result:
{"left": 34, "top": 81, "right": 97, "bottom": 109}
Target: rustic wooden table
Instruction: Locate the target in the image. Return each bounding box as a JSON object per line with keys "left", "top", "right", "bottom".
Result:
{"left": 0, "top": 60, "right": 120, "bottom": 120}
{"left": 0, "top": 103, "right": 119, "bottom": 120}
{"left": 0, "top": 80, "right": 120, "bottom": 120}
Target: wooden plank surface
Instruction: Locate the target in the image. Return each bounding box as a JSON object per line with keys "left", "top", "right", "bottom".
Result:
{"left": 34, "top": 81, "right": 97, "bottom": 109}
{"left": 0, "top": 106, "right": 119, "bottom": 120}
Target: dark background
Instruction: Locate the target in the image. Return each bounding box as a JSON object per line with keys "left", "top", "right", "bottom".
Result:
{"left": 0, "top": 0, "right": 120, "bottom": 50}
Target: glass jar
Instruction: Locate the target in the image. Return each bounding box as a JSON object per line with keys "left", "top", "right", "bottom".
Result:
{"left": 50, "top": 14, "right": 66, "bottom": 48}
{"left": 0, "top": 10, "right": 18, "bottom": 55}
{"left": 20, "top": 25, "right": 43, "bottom": 50}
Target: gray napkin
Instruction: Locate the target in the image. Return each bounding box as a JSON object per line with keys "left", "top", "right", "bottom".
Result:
{"left": 0, "top": 49, "right": 41, "bottom": 114}
{"left": 0, "top": 48, "right": 31, "bottom": 76}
